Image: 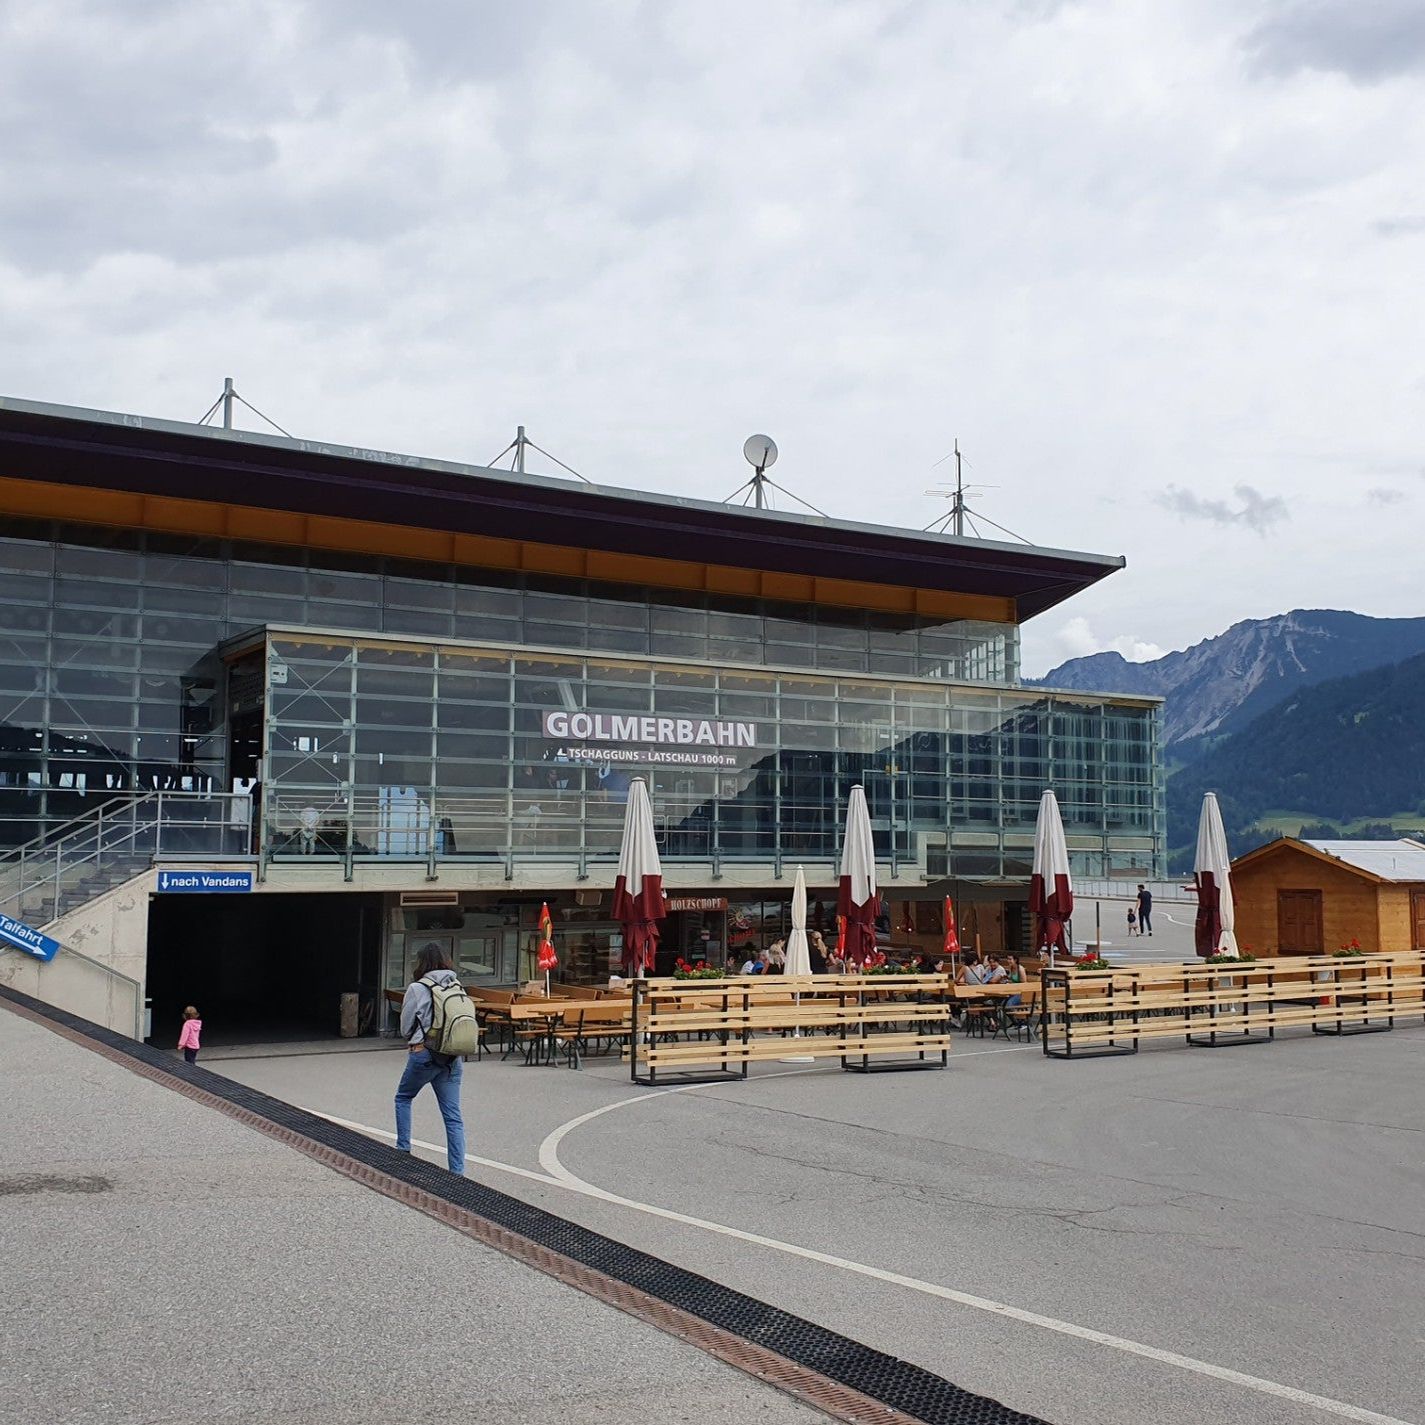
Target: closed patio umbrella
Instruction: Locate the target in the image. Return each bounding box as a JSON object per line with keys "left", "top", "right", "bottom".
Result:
{"left": 1193, "top": 791, "right": 1239, "bottom": 958}
{"left": 836, "top": 784, "right": 878, "bottom": 966}
{"left": 785, "top": 865, "right": 812, "bottom": 976}
{"left": 781, "top": 864, "right": 815, "bottom": 1062}
{"left": 1030, "top": 790, "right": 1074, "bottom": 964}
{"left": 942, "top": 893, "right": 961, "bottom": 972}
{"left": 537, "top": 900, "right": 558, "bottom": 995}
{"left": 612, "top": 777, "right": 666, "bottom": 977}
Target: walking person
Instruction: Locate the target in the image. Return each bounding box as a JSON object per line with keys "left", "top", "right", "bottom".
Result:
{"left": 1126, "top": 905, "right": 1137, "bottom": 937}
{"left": 395, "top": 943, "right": 468, "bottom": 1175}
{"left": 177, "top": 1005, "right": 202, "bottom": 1063}
{"left": 1136, "top": 884, "right": 1153, "bottom": 937}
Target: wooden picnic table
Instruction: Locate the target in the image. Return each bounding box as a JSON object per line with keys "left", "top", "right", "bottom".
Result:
{"left": 504, "top": 998, "right": 574, "bottom": 1065}
{"left": 953, "top": 981, "right": 1033, "bottom": 1040}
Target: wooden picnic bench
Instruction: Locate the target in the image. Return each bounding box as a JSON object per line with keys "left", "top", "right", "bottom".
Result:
{"left": 629, "top": 974, "right": 953, "bottom": 1085}
{"left": 1041, "top": 951, "right": 1425, "bottom": 1059}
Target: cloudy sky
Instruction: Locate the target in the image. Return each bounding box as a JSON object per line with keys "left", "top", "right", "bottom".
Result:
{"left": 2, "top": 0, "right": 1421, "bottom": 675}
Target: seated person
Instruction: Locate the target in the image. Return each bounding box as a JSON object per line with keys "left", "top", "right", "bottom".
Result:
{"left": 808, "top": 931, "right": 830, "bottom": 974}
{"left": 984, "top": 955, "right": 1010, "bottom": 984}
{"left": 957, "top": 956, "right": 989, "bottom": 985}
{"left": 1002, "top": 954, "right": 1024, "bottom": 1006}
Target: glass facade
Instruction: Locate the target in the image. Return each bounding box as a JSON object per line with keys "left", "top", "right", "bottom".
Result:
{"left": 261, "top": 630, "right": 1162, "bottom": 878}
{"left": 0, "top": 516, "right": 1163, "bottom": 876}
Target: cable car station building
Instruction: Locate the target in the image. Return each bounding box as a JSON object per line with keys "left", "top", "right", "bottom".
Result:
{"left": 0, "top": 397, "right": 1164, "bottom": 1039}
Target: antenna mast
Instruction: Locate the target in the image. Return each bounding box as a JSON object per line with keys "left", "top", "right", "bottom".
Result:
{"left": 486, "top": 426, "right": 593, "bottom": 483}
{"left": 923, "top": 441, "right": 1032, "bottom": 543}
{"left": 196, "top": 377, "right": 293, "bottom": 437}
{"left": 952, "top": 439, "right": 965, "bottom": 537}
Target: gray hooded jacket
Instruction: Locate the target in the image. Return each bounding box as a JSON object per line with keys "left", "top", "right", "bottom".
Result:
{"left": 399, "top": 968, "right": 460, "bottom": 1045}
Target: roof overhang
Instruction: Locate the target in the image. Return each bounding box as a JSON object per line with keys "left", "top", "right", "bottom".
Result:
{"left": 0, "top": 396, "right": 1124, "bottom": 622}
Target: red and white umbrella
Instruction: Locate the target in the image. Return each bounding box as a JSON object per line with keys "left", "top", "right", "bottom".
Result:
{"left": 1030, "top": 790, "right": 1074, "bottom": 963}
{"left": 1193, "top": 791, "right": 1239, "bottom": 958}
{"left": 836, "top": 784, "right": 878, "bottom": 966}
{"left": 612, "top": 777, "right": 666, "bottom": 978}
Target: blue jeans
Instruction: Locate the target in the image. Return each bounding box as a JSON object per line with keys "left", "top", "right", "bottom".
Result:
{"left": 394, "top": 1048, "right": 466, "bottom": 1174}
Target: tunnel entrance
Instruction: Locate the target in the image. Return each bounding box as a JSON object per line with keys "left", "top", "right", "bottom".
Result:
{"left": 146, "top": 892, "right": 382, "bottom": 1047}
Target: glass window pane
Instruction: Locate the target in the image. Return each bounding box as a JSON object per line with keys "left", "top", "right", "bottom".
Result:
{"left": 230, "top": 562, "right": 306, "bottom": 595}
{"left": 0, "top": 538, "right": 53, "bottom": 574}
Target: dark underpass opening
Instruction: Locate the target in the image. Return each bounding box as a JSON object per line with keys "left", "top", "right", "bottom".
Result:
{"left": 146, "top": 891, "right": 383, "bottom": 1046}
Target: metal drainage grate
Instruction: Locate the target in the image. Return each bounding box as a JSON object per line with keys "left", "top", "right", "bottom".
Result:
{"left": 1, "top": 986, "right": 1052, "bottom": 1425}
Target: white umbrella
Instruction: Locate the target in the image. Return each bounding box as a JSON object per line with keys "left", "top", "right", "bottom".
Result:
{"left": 837, "top": 784, "right": 878, "bottom": 965}
{"left": 785, "top": 865, "right": 812, "bottom": 976}
{"left": 780, "top": 864, "right": 815, "bottom": 1062}
{"left": 1193, "top": 792, "right": 1239, "bottom": 958}
{"left": 1030, "top": 790, "right": 1074, "bottom": 965}
{"left": 612, "top": 777, "right": 667, "bottom": 977}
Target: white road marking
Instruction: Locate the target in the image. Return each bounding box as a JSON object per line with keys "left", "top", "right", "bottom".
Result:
{"left": 305, "top": 1109, "right": 565, "bottom": 1187}
{"left": 306, "top": 1069, "right": 1416, "bottom": 1425}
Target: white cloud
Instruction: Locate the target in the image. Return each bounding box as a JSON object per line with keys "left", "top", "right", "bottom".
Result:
{"left": 1157, "top": 483, "right": 1290, "bottom": 534}
{"left": 1031, "top": 617, "right": 1165, "bottom": 675}
{"left": 1, "top": 0, "right": 1423, "bottom": 675}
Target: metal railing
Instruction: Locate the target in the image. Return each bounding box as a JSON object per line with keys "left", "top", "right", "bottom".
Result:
{"left": 0, "top": 791, "right": 252, "bottom": 928}
{"left": 260, "top": 790, "right": 837, "bottom": 883}
{"left": 0, "top": 940, "right": 144, "bottom": 1039}
{"left": 1072, "top": 878, "right": 1196, "bottom": 903}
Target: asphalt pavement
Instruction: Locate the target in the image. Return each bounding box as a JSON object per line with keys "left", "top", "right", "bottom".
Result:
{"left": 0, "top": 1007, "right": 825, "bottom": 1425}
{"left": 218, "top": 1010, "right": 1425, "bottom": 1425}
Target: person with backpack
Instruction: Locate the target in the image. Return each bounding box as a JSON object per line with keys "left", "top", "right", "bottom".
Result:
{"left": 395, "top": 943, "right": 477, "bottom": 1174}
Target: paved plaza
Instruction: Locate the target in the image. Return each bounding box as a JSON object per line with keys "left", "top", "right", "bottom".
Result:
{"left": 5, "top": 991, "right": 1423, "bottom": 1425}
{"left": 220, "top": 1018, "right": 1425, "bottom": 1425}
{"left": 0, "top": 1007, "right": 823, "bottom": 1425}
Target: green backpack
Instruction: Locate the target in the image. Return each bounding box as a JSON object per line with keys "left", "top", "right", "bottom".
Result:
{"left": 421, "top": 975, "right": 481, "bottom": 1058}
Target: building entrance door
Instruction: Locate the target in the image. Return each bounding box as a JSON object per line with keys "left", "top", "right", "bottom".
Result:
{"left": 1412, "top": 891, "right": 1425, "bottom": 952}
{"left": 1277, "top": 889, "right": 1323, "bottom": 955}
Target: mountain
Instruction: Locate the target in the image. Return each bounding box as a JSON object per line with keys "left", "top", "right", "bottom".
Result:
{"left": 1036, "top": 610, "right": 1425, "bottom": 755}
{"left": 1166, "top": 652, "right": 1425, "bottom": 867}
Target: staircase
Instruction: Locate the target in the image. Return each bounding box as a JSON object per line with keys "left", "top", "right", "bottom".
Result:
{"left": 0, "top": 792, "right": 251, "bottom": 929}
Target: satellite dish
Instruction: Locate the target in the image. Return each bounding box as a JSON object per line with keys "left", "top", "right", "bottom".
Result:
{"left": 743, "top": 434, "right": 778, "bottom": 471}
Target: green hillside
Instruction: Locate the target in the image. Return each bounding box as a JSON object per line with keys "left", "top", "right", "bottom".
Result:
{"left": 1166, "top": 651, "right": 1425, "bottom": 868}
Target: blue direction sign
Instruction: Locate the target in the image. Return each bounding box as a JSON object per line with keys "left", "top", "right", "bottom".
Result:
{"left": 156, "top": 870, "right": 255, "bottom": 894}
{"left": 0, "top": 912, "right": 61, "bottom": 962}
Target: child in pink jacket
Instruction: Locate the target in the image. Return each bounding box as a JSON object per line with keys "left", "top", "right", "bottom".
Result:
{"left": 177, "top": 1006, "right": 202, "bottom": 1064}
